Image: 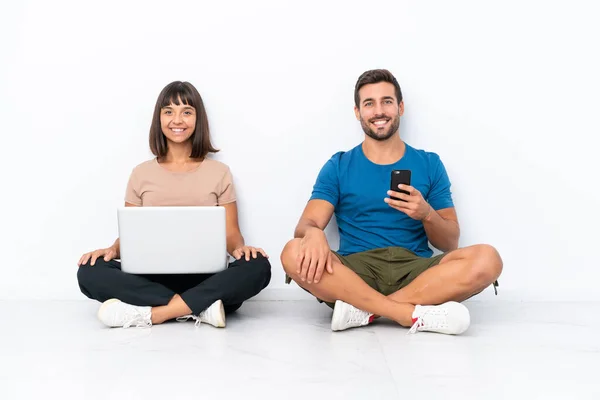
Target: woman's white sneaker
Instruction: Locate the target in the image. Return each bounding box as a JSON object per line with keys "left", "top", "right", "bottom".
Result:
{"left": 178, "top": 300, "right": 226, "bottom": 328}
{"left": 199, "top": 300, "right": 226, "bottom": 327}
{"left": 408, "top": 301, "right": 470, "bottom": 335}
{"left": 97, "top": 299, "right": 152, "bottom": 328}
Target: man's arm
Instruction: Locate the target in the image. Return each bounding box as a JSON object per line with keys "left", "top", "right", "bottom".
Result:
{"left": 293, "top": 199, "right": 335, "bottom": 284}
{"left": 294, "top": 199, "right": 335, "bottom": 238}
{"left": 422, "top": 206, "right": 460, "bottom": 252}
{"left": 386, "top": 186, "right": 460, "bottom": 253}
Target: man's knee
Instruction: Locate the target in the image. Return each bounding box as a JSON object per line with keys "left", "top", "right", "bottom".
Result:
{"left": 468, "top": 244, "right": 503, "bottom": 285}
{"left": 280, "top": 238, "right": 301, "bottom": 275}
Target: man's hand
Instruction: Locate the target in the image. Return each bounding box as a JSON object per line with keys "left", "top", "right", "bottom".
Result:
{"left": 297, "top": 227, "right": 333, "bottom": 284}
{"left": 78, "top": 246, "right": 118, "bottom": 267}
{"left": 232, "top": 246, "right": 268, "bottom": 261}
{"left": 385, "top": 184, "right": 432, "bottom": 221}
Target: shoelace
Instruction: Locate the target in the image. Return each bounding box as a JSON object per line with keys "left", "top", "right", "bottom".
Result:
{"left": 122, "top": 311, "right": 152, "bottom": 329}
{"left": 347, "top": 307, "right": 369, "bottom": 326}
{"left": 407, "top": 307, "right": 448, "bottom": 334}
{"left": 176, "top": 314, "right": 203, "bottom": 328}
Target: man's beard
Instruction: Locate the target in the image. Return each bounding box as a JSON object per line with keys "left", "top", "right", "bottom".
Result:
{"left": 360, "top": 114, "right": 400, "bottom": 141}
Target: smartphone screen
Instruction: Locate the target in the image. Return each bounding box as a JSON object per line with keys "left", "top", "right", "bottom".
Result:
{"left": 390, "top": 170, "right": 411, "bottom": 201}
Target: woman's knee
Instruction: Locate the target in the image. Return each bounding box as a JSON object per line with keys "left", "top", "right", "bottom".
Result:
{"left": 77, "top": 264, "right": 95, "bottom": 286}
{"left": 76, "top": 259, "right": 112, "bottom": 287}
{"left": 76, "top": 264, "right": 100, "bottom": 298}
{"left": 76, "top": 265, "right": 88, "bottom": 286}
{"left": 237, "top": 253, "right": 271, "bottom": 280}
{"left": 253, "top": 254, "right": 271, "bottom": 276}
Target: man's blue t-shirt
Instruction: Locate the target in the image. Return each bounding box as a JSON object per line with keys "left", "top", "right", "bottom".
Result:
{"left": 310, "top": 143, "right": 454, "bottom": 258}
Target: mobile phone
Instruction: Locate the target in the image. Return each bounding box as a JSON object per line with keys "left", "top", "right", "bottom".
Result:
{"left": 390, "top": 170, "right": 411, "bottom": 201}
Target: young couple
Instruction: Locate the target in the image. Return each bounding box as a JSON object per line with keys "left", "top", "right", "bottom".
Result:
{"left": 78, "top": 70, "right": 502, "bottom": 335}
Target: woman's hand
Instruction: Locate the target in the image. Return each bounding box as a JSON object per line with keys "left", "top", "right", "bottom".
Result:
{"left": 232, "top": 246, "right": 268, "bottom": 261}
{"left": 78, "top": 246, "right": 118, "bottom": 267}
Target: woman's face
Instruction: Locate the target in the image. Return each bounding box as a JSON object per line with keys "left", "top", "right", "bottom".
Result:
{"left": 160, "top": 102, "right": 197, "bottom": 144}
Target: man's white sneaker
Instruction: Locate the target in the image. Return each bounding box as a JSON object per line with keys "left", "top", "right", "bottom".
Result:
{"left": 331, "top": 300, "right": 373, "bottom": 331}
{"left": 177, "top": 300, "right": 226, "bottom": 328}
{"left": 408, "top": 301, "right": 470, "bottom": 335}
{"left": 97, "top": 299, "right": 152, "bottom": 328}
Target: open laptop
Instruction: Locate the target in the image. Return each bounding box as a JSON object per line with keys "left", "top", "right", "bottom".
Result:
{"left": 118, "top": 206, "right": 228, "bottom": 274}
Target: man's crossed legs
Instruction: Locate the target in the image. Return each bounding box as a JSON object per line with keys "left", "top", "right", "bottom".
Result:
{"left": 281, "top": 243, "right": 502, "bottom": 335}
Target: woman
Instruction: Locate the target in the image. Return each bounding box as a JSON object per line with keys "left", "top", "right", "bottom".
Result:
{"left": 77, "top": 81, "right": 271, "bottom": 329}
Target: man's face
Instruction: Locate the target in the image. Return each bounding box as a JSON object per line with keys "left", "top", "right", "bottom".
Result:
{"left": 354, "top": 82, "right": 403, "bottom": 141}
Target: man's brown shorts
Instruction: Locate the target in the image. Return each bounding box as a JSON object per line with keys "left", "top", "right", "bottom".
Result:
{"left": 285, "top": 247, "right": 446, "bottom": 308}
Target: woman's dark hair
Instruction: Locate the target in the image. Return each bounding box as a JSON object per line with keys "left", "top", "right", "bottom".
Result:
{"left": 149, "top": 81, "right": 218, "bottom": 159}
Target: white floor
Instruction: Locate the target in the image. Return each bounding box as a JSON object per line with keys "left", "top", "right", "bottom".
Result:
{"left": 0, "top": 300, "right": 598, "bottom": 400}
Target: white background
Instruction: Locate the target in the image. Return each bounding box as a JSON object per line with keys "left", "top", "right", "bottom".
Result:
{"left": 0, "top": 0, "right": 598, "bottom": 301}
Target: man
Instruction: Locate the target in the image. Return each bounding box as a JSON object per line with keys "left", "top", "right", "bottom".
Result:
{"left": 280, "top": 69, "right": 502, "bottom": 335}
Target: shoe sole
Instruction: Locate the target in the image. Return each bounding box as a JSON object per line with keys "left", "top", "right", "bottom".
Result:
{"left": 331, "top": 300, "right": 347, "bottom": 331}
{"left": 448, "top": 302, "right": 470, "bottom": 334}
{"left": 213, "top": 300, "right": 226, "bottom": 328}
{"left": 97, "top": 298, "right": 120, "bottom": 327}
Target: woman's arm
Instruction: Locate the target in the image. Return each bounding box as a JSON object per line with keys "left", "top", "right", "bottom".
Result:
{"left": 222, "top": 202, "right": 245, "bottom": 255}
{"left": 222, "top": 202, "right": 268, "bottom": 260}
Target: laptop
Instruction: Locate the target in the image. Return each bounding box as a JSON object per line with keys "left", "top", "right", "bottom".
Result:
{"left": 118, "top": 206, "right": 228, "bottom": 274}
